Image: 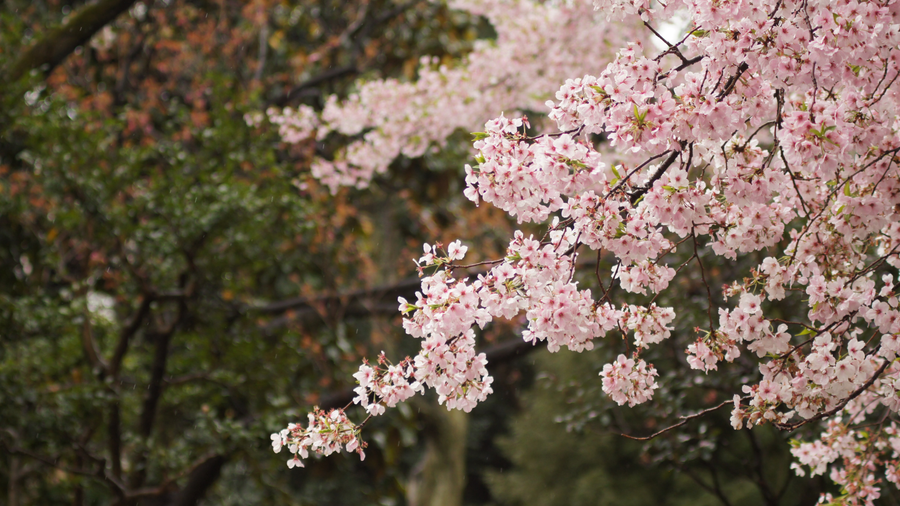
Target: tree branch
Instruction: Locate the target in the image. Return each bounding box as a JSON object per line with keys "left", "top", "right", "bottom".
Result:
{"left": 138, "top": 325, "right": 177, "bottom": 438}
{"left": 7, "top": 0, "right": 139, "bottom": 83}
{"left": 628, "top": 149, "right": 681, "bottom": 205}
{"left": 107, "top": 400, "right": 125, "bottom": 482}
{"left": 0, "top": 438, "right": 127, "bottom": 500}
{"left": 167, "top": 454, "right": 228, "bottom": 506}
{"left": 619, "top": 397, "right": 736, "bottom": 441}
{"left": 256, "top": 277, "right": 425, "bottom": 331}
{"left": 267, "top": 65, "right": 359, "bottom": 108}
{"left": 254, "top": 277, "right": 423, "bottom": 315}
{"left": 109, "top": 295, "right": 153, "bottom": 379}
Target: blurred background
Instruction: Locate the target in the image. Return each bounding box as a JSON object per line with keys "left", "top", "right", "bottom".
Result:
{"left": 0, "top": 1, "right": 831, "bottom": 505}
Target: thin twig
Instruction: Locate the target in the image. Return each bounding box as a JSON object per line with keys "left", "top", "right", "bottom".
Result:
{"left": 620, "top": 398, "right": 737, "bottom": 441}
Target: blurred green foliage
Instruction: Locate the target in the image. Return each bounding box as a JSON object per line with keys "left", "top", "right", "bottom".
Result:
{"left": 488, "top": 348, "right": 829, "bottom": 506}
{"left": 0, "top": 0, "right": 501, "bottom": 504}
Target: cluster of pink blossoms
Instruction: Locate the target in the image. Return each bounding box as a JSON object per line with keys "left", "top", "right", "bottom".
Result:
{"left": 352, "top": 353, "right": 422, "bottom": 417}
{"left": 600, "top": 354, "right": 659, "bottom": 407}
{"left": 788, "top": 367, "right": 900, "bottom": 505}
{"left": 274, "top": 0, "right": 900, "bottom": 501}
{"left": 270, "top": 407, "right": 366, "bottom": 468}
{"left": 266, "top": 0, "right": 640, "bottom": 191}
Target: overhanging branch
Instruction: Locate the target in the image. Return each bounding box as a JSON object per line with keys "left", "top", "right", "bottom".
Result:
{"left": 7, "top": 0, "right": 139, "bottom": 83}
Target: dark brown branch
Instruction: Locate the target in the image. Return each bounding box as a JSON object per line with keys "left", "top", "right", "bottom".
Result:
{"left": 257, "top": 277, "right": 427, "bottom": 331}
{"left": 483, "top": 336, "right": 544, "bottom": 364}
{"left": 263, "top": 250, "right": 602, "bottom": 329}
{"left": 601, "top": 149, "right": 671, "bottom": 202}
{"left": 108, "top": 401, "right": 123, "bottom": 481}
{"left": 105, "top": 295, "right": 152, "bottom": 487}
{"left": 254, "top": 277, "right": 423, "bottom": 315}
{"left": 644, "top": 20, "right": 675, "bottom": 51}
{"left": 107, "top": 452, "right": 228, "bottom": 505}
{"left": 167, "top": 454, "right": 228, "bottom": 506}
{"left": 629, "top": 149, "right": 680, "bottom": 204}
{"left": 676, "top": 462, "right": 734, "bottom": 506}
{"left": 619, "top": 398, "right": 736, "bottom": 441}
{"left": 112, "top": 25, "right": 149, "bottom": 107}
{"left": 1, "top": 438, "right": 127, "bottom": 500}
{"left": 657, "top": 55, "right": 704, "bottom": 82}
{"left": 130, "top": 267, "right": 194, "bottom": 491}
{"left": 745, "top": 428, "right": 778, "bottom": 506}
{"left": 716, "top": 62, "right": 749, "bottom": 101}
{"left": 692, "top": 230, "right": 716, "bottom": 332}
{"left": 139, "top": 327, "right": 176, "bottom": 438}
{"left": 266, "top": 0, "right": 430, "bottom": 108}
{"left": 109, "top": 295, "right": 153, "bottom": 379}
{"left": 7, "top": 0, "right": 139, "bottom": 83}
{"left": 703, "top": 459, "right": 735, "bottom": 506}
{"left": 267, "top": 65, "right": 359, "bottom": 107}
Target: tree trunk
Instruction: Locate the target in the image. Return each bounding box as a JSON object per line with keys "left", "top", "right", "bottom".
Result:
{"left": 407, "top": 402, "right": 468, "bottom": 506}
{"left": 8, "top": 454, "right": 18, "bottom": 506}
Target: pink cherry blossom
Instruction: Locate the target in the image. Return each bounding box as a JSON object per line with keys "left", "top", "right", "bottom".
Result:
{"left": 272, "top": 0, "right": 900, "bottom": 499}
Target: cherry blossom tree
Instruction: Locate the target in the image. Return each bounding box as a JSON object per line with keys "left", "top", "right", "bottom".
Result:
{"left": 271, "top": 0, "right": 900, "bottom": 503}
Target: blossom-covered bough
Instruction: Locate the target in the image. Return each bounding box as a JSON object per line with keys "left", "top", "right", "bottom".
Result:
{"left": 271, "top": 0, "right": 900, "bottom": 503}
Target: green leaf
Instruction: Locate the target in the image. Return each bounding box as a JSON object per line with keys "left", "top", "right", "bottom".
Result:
{"left": 569, "top": 159, "right": 587, "bottom": 169}
{"left": 633, "top": 104, "right": 647, "bottom": 123}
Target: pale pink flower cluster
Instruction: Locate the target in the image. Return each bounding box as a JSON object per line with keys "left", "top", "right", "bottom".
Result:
{"left": 413, "top": 329, "right": 493, "bottom": 411}
{"left": 352, "top": 354, "right": 422, "bottom": 417}
{"left": 620, "top": 303, "right": 675, "bottom": 349}
{"left": 464, "top": 116, "right": 607, "bottom": 223}
{"left": 642, "top": 166, "right": 712, "bottom": 238}
{"left": 600, "top": 354, "right": 659, "bottom": 407}
{"left": 791, "top": 368, "right": 900, "bottom": 506}
{"left": 266, "top": 105, "right": 318, "bottom": 144}
{"left": 616, "top": 260, "right": 677, "bottom": 295}
{"left": 276, "top": 0, "right": 900, "bottom": 498}
{"left": 686, "top": 292, "right": 769, "bottom": 371}
{"left": 270, "top": 0, "right": 640, "bottom": 191}
{"left": 271, "top": 408, "right": 365, "bottom": 468}
{"left": 400, "top": 227, "right": 662, "bottom": 409}
{"left": 396, "top": 243, "right": 496, "bottom": 412}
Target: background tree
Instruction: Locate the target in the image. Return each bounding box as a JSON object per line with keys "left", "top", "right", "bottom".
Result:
{"left": 0, "top": 1, "right": 520, "bottom": 504}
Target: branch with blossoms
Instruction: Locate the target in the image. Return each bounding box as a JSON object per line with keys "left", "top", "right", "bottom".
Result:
{"left": 271, "top": 407, "right": 368, "bottom": 468}
{"left": 269, "top": 0, "right": 900, "bottom": 501}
